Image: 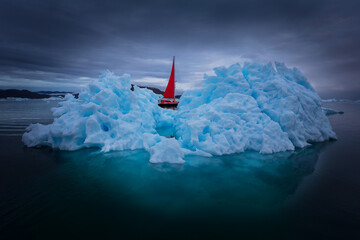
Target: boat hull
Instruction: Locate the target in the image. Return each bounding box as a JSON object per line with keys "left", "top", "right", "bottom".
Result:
{"left": 158, "top": 102, "right": 179, "bottom": 108}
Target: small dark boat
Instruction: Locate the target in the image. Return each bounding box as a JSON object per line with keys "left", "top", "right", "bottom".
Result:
{"left": 158, "top": 57, "right": 179, "bottom": 109}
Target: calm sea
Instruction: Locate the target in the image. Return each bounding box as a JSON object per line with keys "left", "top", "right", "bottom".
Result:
{"left": 0, "top": 99, "right": 359, "bottom": 239}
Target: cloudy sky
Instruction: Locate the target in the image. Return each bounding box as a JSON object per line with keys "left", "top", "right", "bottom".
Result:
{"left": 1, "top": 0, "right": 359, "bottom": 98}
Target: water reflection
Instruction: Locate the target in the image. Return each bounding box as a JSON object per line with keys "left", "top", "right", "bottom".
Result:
{"left": 52, "top": 142, "right": 329, "bottom": 215}
{"left": 1, "top": 136, "right": 331, "bottom": 239}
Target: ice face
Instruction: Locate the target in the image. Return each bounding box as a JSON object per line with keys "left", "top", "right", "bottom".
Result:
{"left": 23, "top": 63, "right": 336, "bottom": 163}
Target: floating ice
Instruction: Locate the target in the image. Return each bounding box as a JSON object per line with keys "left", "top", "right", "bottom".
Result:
{"left": 322, "top": 98, "right": 360, "bottom": 103}
{"left": 42, "top": 96, "right": 64, "bottom": 101}
{"left": 0, "top": 97, "right": 30, "bottom": 101}
{"left": 23, "top": 62, "right": 336, "bottom": 163}
{"left": 148, "top": 138, "right": 185, "bottom": 164}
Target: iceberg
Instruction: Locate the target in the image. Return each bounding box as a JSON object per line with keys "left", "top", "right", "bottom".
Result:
{"left": 23, "top": 62, "right": 336, "bottom": 163}
{"left": 175, "top": 62, "right": 336, "bottom": 156}
{"left": 23, "top": 71, "right": 181, "bottom": 163}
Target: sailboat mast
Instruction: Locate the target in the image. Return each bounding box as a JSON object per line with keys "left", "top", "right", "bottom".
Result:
{"left": 173, "top": 56, "right": 175, "bottom": 100}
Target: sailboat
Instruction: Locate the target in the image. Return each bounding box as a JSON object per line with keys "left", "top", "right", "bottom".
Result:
{"left": 158, "top": 56, "right": 179, "bottom": 108}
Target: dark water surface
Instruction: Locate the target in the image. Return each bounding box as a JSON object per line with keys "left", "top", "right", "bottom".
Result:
{"left": 0, "top": 100, "right": 359, "bottom": 239}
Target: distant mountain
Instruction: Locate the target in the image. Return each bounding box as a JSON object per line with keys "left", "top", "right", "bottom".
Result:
{"left": 37, "top": 91, "right": 74, "bottom": 95}
{"left": 132, "top": 85, "right": 182, "bottom": 98}
{"left": 0, "top": 89, "right": 51, "bottom": 99}
{"left": 137, "top": 85, "right": 164, "bottom": 95}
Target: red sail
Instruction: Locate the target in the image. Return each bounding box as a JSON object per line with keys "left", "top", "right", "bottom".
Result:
{"left": 163, "top": 57, "right": 175, "bottom": 99}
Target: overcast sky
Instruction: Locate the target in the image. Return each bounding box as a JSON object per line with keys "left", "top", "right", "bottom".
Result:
{"left": 1, "top": 0, "right": 359, "bottom": 98}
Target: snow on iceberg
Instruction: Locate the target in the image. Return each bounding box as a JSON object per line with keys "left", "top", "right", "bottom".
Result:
{"left": 175, "top": 62, "right": 336, "bottom": 155}
{"left": 23, "top": 62, "right": 336, "bottom": 163}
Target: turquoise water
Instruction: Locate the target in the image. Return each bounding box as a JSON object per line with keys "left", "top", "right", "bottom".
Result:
{"left": 1, "top": 100, "right": 360, "bottom": 239}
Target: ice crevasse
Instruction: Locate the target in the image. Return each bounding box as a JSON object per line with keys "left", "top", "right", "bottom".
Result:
{"left": 22, "top": 62, "right": 336, "bottom": 163}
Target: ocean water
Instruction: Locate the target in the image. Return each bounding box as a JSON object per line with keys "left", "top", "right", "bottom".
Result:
{"left": 0, "top": 100, "right": 359, "bottom": 239}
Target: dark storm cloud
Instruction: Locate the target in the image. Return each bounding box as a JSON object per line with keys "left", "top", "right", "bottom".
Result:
{"left": 0, "top": 0, "right": 359, "bottom": 97}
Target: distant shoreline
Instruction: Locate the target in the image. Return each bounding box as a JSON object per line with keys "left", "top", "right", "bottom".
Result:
{"left": 0, "top": 86, "right": 182, "bottom": 99}
{"left": 0, "top": 89, "right": 76, "bottom": 99}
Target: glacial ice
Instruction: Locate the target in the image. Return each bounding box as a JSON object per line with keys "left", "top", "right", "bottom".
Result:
{"left": 175, "top": 62, "right": 336, "bottom": 155}
{"left": 0, "top": 97, "right": 30, "bottom": 101}
{"left": 23, "top": 62, "right": 336, "bottom": 163}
